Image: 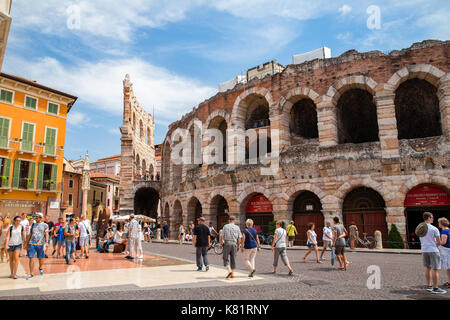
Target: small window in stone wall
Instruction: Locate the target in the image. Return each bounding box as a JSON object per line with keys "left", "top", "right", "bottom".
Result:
{"left": 290, "top": 98, "right": 318, "bottom": 140}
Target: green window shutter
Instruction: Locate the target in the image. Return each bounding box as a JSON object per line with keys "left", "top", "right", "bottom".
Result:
{"left": 4, "top": 158, "right": 11, "bottom": 177}
{"left": 44, "top": 128, "right": 56, "bottom": 155}
{"left": 22, "top": 123, "right": 34, "bottom": 151}
{"left": 51, "top": 164, "right": 58, "bottom": 191}
{"left": 25, "top": 97, "right": 37, "bottom": 109}
{"left": 28, "top": 162, "right": 36, "bottom": 189}
{"left": 0, "top": 118, "right": 9, "bottom": 148}
{"left": 48, "top": 103, "right": 58, "bottom": 114}
{"left": 37, "top": 163, "right": 44, "bottom": 190}
{"left": 0, "top": 90, "right": 12, "bottom": 103}
{"left": 12, "top": 160, "right": 20, "bottom": 189}
{"left": 2, "top": 158, "right": 11, "bottom": 188}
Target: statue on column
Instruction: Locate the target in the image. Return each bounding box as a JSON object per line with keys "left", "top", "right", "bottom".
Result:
{"left": 81, "top": 152, "right": 90, "bottom": 220}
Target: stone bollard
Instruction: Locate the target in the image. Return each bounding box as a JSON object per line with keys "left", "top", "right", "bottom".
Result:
{"left": 375, "top": 230, "right": 383, "bottom": 249}
{"left": 156, "top": 228, "right": 161, "bottom": 241}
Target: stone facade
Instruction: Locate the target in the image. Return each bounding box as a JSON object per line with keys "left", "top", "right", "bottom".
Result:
{"left": 119, "top": 74, "right": 156, "bottom": 216}
{"left": 160, "top": 40, "right": 450, "bottom": 243}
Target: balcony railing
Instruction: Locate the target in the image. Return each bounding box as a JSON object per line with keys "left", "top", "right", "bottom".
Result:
{"left": 36, "top": 180, "right": 62, "bottom": 192}
{"left": 12, "top": 177, "right": 34, "bottom": 190}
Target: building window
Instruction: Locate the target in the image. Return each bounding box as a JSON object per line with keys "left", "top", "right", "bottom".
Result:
{"left": 0, "top": 89, "right": 12, "bottom": 103}
{"left": 47, "top": 102, "right": 59, "bottom": 115}
{"left": 44, "top": 127, "right": 57, "bottom": 155}
{"left": 93, "top": 190, "right": 96, "bottom": 201}
{"left": 108, "top": 185, "right": 111, "bottom": 192}
{"left": 101, "top": 192, "right": 103, "bottom": 202}
{"left": 37, "top": 163, "right": 57, "bottom": 191}
{"left": 12, "top": 160, "right": 35, "bottom": 190}
{"left": 107, "top": 199, "right": 110, "bottom": 207}
{"left": 68, "top": 194, "right": 73, "bottom": 206}
{"left": 69, "top": 179, "right": 73, "bottom": 188}
{"left": 0, "top": 117, "right": 10, "bottom": 148}
{"left": 0, "top": 157, "right": 11, "bottom": 188}
{"left": 25, "top": 96, "right": 37, "bottom": 110}
{"left": 21, "top": 122, "right": 34, "bottom": 151}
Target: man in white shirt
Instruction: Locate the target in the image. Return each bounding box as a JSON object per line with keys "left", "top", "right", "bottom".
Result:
{"left": 78, "top": 215, "right": 92, "bottom": 259}
{"left": 420, "top": 212, "right": 446, "bottom": 294}
{"left": 20, "top": 213, "right": 30, "bottom": 257}
{"left": 126, "top": 214, "right": 142, "bottom": 260}
{"left": 320, "top": 221, "right": 334, "bottom": 261}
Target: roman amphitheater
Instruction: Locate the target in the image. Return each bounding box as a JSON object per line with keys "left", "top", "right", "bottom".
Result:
{"left": 153, "top": 40, "right": 450, "bottom": 248}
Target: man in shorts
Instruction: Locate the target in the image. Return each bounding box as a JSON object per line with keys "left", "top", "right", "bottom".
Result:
{"left": 25, "top": 213, "right": 49, "bottom": 279}
{"left": 332, "top": 216, "right": 348, "bottom": 270}
{"left": 320, "top": 221, "right": 334, "bottom": 261}
{"left": 420, "top": 212, "right": 446, "bottom": 294}
{"left": 78, "top": 215, "right": 92, "bottom": 259}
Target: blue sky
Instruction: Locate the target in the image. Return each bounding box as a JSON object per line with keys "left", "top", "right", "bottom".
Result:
{"left": 3, "top": 0, "right": 449, "bottom": 161}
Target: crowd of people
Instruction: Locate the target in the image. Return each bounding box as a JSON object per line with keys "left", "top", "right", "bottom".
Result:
{"left": 0, "top": 210, "right": 448, "bottom": 295}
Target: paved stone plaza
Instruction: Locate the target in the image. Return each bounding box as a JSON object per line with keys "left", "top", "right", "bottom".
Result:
{"left": 0, "top": 242, "right": 448, "bottom": 300}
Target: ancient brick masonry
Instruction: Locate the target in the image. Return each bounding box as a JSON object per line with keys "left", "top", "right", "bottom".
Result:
{"left": 159, "top": 40, "right": 450, "bottom": 244}
{"left": 119, "top": 75, "right": 157, "bottom": 216}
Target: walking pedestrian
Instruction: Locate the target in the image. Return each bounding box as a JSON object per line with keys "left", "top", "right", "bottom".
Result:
{"left": 55, "top": 219, "right": 66, "bottom": 259}
{"left": 162, "top": 221, "right": 169, "bottom": 243}
{"left": 272, "top": 221, "right": 293, "bottom": 275}
{"left": 208, "top": 222, "right": 218, "bottom": 241}
{"left": 438, "top": 217, "right": 450, "bottom": 288}
{"left": 19, "top": 213, "right": 29, "bottom": 257}
{"left": 25, "top": 213, "right": 49, "bottom": 279}
{"left": 178, "top": 224, "right": 185, "bottom": 245}
{"left": 122, "top": 219, "right": 130, "bottom": 255}
{"left": 348, "top": 222, "right": 358, "bottom": 249}
{"left": 126, "top": 214, "right": 142, "bottom": 260}
{"left": 303, "top": 222, "right": 322, "bottom": 264}
{"left": 219, "top": 216, "right": 242, "bottom": 279}
{"left": 64, "top": 218, "right": 77, "bottom": 265}
{"left": 286, "top": 221, "right": 297, "bottom": 247}
{"left": 332, "top": 216, "right": 348, "bottom": 271}
{"left": 144, "top": 223, "right": 151, "bottom": 242}
{"left": 0, "top": 218, "right": 10, "bottom": 263}
{"left": 44, "top": 216, "right": 54, "bottom": 258}
{"left": 5, "top": 216, "right": 26, "bottom": 279}
{"left": 417, "top": 212, "right": 446, "bottom": 294}
{"left": 78, "top": 215, "right": 92, "bottom": 259}
{"left": 241, "top": 219, "right": 260, "bottom": 277}
{"left": 192, "top": 217, "right": 210, "bottom": 271}
{"left": 320, "top": 221, "right": 334, "bottom": 261}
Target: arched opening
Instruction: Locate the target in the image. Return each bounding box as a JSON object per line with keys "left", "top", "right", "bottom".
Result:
{"left": 337, "top": 88, "right": 379, "bottom": 144}
{"left": 147, "top": 128, "right": 151, "bottom": 145}
{"left": 142, "top": 159, "right": 147, "bottom": 179}
{"left": 210, "top": 195, "right": 229, "bottom": 230}
{"left": 292, "top": 191, "right": 323, "bottom": 246}
{"left": 244, "top": 194, "right": 273, "bottom": 235}
{"left": 188, "top": 123, "right": 202, "bottom": 166}
{"left": 163, "top": 202, "right": 170, "bottom": 223}
{"left": 290, "top": 98, "right": 318, "bottom": 143}
{"left": 394, "top": 79, "right": 442, "bottom": 139}
{"left": 162, "top": 142, "right": 171, "bottom": 187}
{"left": 149, "top": 164, "right": 155, "bottom": 180}
{"left": 135, "top": 154, "right": 141, "bottom": 178}
{"left": 173, "top": 200, "right": 183, "bottom": 238}
{"left": 343, "top": 187, "right": 387, "bottom": 247}
{"left": 139, "top": 120, "right": 144, "bottom": 140}
{"left": 246, "top": 136, "right": 271, "bottom": 163}
{"left": 208, "top": 116, "right": 227, "bottom": 163}
{"left": 187, "top": 197, "right": 202, "bottom": 226}
{"left": 134, "top": 187, "right": 160, "bottom": 219}
{"left": 245, "top": 95, "right": 270, "bottom": 130}
{"left": 404, "top": 184, "right": 450, "bottom": 249}
{"left": 171, "top": 136, "right": 183, "bottom": 186}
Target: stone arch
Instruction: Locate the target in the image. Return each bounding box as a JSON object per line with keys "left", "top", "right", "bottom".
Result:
{"left": 205, "top": 109, "right": 231, "bottom": 130}
{"left": 187, "top": 118, "right": 203, "bottom": 166}
{"left": 237, "top": 185, "right": 273, "bottom": 205}
{"left": 187, "top": 196, "right": 203, "bottom": 225}
{"left": 205, "top": 111, "right": 229, "bottom": 163}
{"left": 386, "top": 64, "right": 446, "bottom": 92}
{"left": 397, "top": 175, "right": 449, "bottom": 203}
{"left": 231, "top": 87, "right": 273, "bottom": 129}
{"left": 279, "top": 87, "right": 321, "bottom": 115}
{"left": 326, "top": 75, "right": 378, "bottom": 105}
{"left": 336, "top": 178, "right": 385, "bottom": 209}
{"left": 285, "top": 183, "right": 326, "bottom": 214}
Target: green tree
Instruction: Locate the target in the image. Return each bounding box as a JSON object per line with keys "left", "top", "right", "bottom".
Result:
{"left": 387, "top": 224, "right": 405, "bottom": 249}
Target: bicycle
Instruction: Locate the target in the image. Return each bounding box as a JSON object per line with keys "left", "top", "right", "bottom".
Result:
{"left": 258, "top": 233, "right": 274, "bottom": 245}
{"left": 208, "top": 236, "right": 223, "bottom": 255}
{"left": 355, "top": 232, "right": 376, "bottom": 249}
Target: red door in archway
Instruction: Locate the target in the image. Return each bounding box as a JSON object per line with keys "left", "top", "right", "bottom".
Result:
{"left": 292, "top": 191, "right": 324, "bottom": 246}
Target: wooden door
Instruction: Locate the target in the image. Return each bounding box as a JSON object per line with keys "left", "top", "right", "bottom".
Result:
{"left": 294, "top": 213, "right": 324, "bottom": 246}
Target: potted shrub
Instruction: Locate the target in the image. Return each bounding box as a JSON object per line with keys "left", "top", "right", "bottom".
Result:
{"left": 0, "top": 175, "right": 8, "bottom": 186}
{"left": 44, "top": 179, "right": 55, "bottom": 189}
{"left": 24, "top": 177, "right": 33, "bottom": 188}
{"left": 387, "top": 224, "right": 405, "bottom": 249}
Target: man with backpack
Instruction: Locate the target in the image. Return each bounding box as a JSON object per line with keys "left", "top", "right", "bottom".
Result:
{"left": 78, "top": 215, "right": 92, "bottom": 259}
{"left": 25, "top": 213, "right": 49, "bottom": 280}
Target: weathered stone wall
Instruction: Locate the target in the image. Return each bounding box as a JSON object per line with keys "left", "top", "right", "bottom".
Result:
{"left": 160, "top": 40, "right": 450, "bottom": 241}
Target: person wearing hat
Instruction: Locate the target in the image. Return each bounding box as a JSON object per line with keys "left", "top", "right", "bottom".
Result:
{"left": 418, "top": 212, "right": 446, "bottom": 294}
{"left": 192, "top": 217, "right": 210, "bottom": 272}
{"left": 25, "top": 213, "right": 49, "bottom": 279}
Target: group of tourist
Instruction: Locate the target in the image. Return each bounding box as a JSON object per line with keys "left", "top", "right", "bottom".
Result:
{"left": 178, "top": 221, "right": 218, "bottom": 245}
{"left": 0, "top": 212, "right": 92, "bottom": 279}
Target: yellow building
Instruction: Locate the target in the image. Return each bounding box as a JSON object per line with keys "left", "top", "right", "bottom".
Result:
{"left": 0, "top": 72, "right": 77, "bottom": 219}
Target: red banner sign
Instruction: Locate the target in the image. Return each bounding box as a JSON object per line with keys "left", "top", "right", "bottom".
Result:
{"left": 404, "top": 184, "right": 450, "bottom": 207}
{"left": 246, "top": 195, "right": 273, "bottom": 213}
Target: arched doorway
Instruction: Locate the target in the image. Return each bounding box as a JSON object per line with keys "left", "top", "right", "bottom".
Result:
{"left": 290, "top": 98, "right": 318, "bottom": 144}
{"left": 404, "top": 184, "right": 450, "bottom": 249}
{"left": 208, "top": 116, "right": 227, "bottom": 163}
{"left": 187, "top": 197, "right": 202, "bottom": 225}
{"left": 245, "top": 194, "right": 273, "bottom": 234}
{"left": 292, "top": 191, "right": 324, "bottom": 246}
{"left": 134, "top": 187, "right": 159, "bottom": 219}
{"left": 211, "top": 195, "right": 229, "bottom": 230}
{"left": 343, "top": 187, "right": 387, "bottom": 247}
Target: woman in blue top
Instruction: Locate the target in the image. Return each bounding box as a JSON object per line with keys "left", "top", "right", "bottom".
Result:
{"left": 438, "top": 217, "right": 450, "bottom": 288}
{"left": 303, "top": 222, "right": 322, "bottom": 264}
{"left": 55, "top": 221, "right": 66, "bottom": 259}
{"left": 240, "top": 219, "right": 261, "bottom": 277}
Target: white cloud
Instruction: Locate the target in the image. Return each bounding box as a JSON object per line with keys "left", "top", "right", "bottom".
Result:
{"left": 338, "top": 5, "right": 352, "bottom": 16}
{"left": 337, "top": 32, "right": 352, "bottom": 41}
{"left": 67, "top": 111, "right": 90, "bottom": 127}
{"left": 4, "top": 55, "right": 216, "bottom": 125}
{"left": 107, "top": 128, "right": 121, "bottom": 136}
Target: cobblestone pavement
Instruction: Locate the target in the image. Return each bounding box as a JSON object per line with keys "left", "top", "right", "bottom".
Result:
{"left": 3, "top": 242, "right": 449, "bottom": 300}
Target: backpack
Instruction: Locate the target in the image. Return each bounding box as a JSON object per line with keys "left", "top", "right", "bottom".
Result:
{"left": 9, "top": 225, "right": 24, "bottom": 239}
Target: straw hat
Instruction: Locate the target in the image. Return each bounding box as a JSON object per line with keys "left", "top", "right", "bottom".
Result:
{"left": 415, "top": 222, "right": 428, "bottom": 238}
